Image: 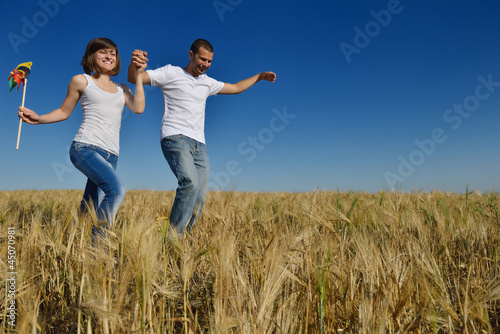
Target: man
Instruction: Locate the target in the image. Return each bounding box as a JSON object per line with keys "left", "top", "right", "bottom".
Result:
{"left": 128, "top": 38, "right": 276, "bottom": 234}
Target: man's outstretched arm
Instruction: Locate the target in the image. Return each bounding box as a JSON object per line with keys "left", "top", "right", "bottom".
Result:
{"left": 219, "top": 72, "right": 276, "bottom": 95}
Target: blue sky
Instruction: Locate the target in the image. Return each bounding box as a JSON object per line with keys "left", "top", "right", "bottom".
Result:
{"left": 1, "top": 0, "right": 500, "bottom": 193}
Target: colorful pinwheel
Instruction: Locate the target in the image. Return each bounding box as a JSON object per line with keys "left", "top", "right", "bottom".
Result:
{"left": 8, "top": 62, "right": 32, "bottom": 92}
{"left": 8, "top": 61, "right": 33, "bottom": 149}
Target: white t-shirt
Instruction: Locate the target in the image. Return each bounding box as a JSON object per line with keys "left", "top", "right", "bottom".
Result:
{"left": 73, "top": 74, "right": 125, "bottom": 155}
{"left": 147, "top": 65, "right": 224, "bottom": 144}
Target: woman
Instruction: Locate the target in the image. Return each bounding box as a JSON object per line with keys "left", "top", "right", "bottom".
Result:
{"left": 18, "top": 37, "right": 148, "bottom": 236}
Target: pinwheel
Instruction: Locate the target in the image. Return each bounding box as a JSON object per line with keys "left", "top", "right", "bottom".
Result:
{"left": 8, "top": 62, "right": 31, "bottom": 92}
{"left": 8, "top": 62, "right": 32, "bottom": 149}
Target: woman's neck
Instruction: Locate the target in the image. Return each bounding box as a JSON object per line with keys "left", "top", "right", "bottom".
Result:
{"left": 93, "top": 73, "right": 112, "bottom": 82}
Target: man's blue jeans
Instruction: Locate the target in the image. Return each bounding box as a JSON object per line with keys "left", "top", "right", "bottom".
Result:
{"left": 69, "top": 141, "right": 126, "bottom": 234}
{"left": 161, "top": 135, "right": 209, "bottom": 234}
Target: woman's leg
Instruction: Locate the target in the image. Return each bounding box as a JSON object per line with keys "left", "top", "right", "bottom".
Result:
{"left": 70, "top": 142, "right": 126, "bottom": 228}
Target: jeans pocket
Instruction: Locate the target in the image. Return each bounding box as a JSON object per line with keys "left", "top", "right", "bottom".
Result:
{"left": 70, "top": 142, "right": 99, "bottom": 167}
{"left": 72, "top": 141, "right": 94, "bottom": 152}
{"left": 164, "top": 134, "right": 183, "bottom": 143}
{"left": 162, "top": 135, "right": 186, "bottom": 152}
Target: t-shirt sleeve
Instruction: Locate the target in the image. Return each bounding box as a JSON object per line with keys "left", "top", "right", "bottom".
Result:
{"left": 208, "top": 77, "right": 225, "bottom": 96}
{"left": 146, "top": 65, "right": 171, "bottom": 87}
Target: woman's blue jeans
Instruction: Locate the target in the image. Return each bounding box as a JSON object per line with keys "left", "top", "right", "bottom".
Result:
{"left": 69, "top": 141, "right": 126, "bottom": 235}
{"left": 161, "top": 135, "right": 209, "bottom": 234}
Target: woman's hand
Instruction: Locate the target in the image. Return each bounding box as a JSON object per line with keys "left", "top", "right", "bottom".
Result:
{"left": 18, "top": 106, "right": 42, "bottom": 125}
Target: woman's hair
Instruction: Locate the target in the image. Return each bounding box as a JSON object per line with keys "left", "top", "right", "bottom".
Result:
{"left": 81, "top": 37, "right": 121, "bottom": 77}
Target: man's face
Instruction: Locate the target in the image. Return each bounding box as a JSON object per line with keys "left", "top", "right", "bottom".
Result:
{"left": 189, "top": 47, "right": 213, "bottom": 76}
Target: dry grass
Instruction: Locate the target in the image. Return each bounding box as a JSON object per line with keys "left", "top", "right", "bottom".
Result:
{"left": 1, "top": 189, "right": 499, "bottom": 333}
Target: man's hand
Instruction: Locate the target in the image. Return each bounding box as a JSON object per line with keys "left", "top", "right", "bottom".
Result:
{"left": 128, "top": 50, "right": 151, "bottom": 84}
{"left": 132, "top": 49, "right": 148, "bottom": 72}
{"left": 260, "top": 72, "right": 276, "bottom": 83}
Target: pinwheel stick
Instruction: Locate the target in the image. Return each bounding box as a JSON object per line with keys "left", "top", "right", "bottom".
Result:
{"left": 16, "top": 78, "right": 27, "bottom": 150}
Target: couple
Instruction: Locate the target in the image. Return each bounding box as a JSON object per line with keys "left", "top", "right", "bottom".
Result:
{"left": 19, "top": 37, "right": 276, "bottom": 237}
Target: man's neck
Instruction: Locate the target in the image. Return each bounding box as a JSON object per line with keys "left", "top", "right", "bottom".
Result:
{"left": 184, "top": 65, "right": 198, "bottom": 77}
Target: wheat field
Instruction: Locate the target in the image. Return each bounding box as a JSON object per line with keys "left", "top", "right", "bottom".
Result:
{"left": 0, "top": 189, "right": 499, "bottom": 333}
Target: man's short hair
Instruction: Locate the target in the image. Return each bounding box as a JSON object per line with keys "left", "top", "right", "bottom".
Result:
{"left": 190, "top": 39, "right": 214, "bottom": 55}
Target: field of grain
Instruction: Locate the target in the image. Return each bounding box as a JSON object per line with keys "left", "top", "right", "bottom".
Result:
{"left": 1, "top": 189, "right": 499, "bottom": 333}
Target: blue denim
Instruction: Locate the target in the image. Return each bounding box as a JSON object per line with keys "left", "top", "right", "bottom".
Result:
{"left": 161, "top": 135, "right": 209, "bottom": 234}
{"left": 69, "top": 141, "right": 126, "bottom": 233}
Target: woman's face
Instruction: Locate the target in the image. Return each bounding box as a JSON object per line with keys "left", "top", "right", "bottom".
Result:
{"left": 95, "top": 48, "right": 117, "bottom": 73}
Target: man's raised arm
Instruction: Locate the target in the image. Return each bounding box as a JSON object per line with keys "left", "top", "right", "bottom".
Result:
{"left": 219, "top": 72, "right": 276, "bottom": 95}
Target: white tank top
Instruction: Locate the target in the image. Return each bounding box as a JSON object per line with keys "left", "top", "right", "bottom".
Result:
{"left": 73, "top": 74, "right": 125, "bottom": 155}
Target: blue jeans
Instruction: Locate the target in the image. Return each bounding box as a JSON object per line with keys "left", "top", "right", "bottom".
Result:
{"left": 161, "top": 135, "right": 209, "bottom": 234}
{"left": 69, "top": 141, "right": 126, "bottom": 233}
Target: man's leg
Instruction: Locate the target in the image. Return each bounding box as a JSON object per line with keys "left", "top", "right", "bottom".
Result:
{"left": 186, "top": 141, "right": 209, "bottom": 232}
{"left": 161, "top": 135, "right": 200, "bottom": 234}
